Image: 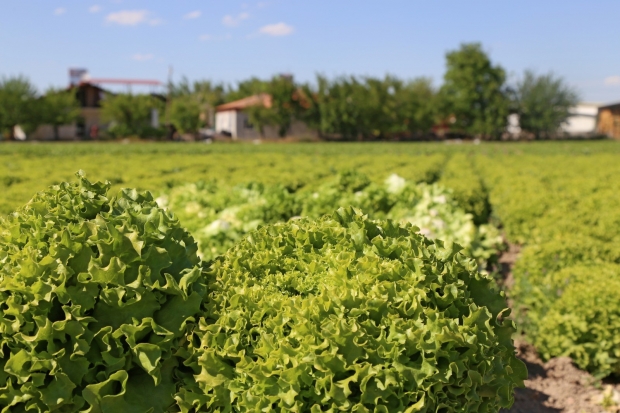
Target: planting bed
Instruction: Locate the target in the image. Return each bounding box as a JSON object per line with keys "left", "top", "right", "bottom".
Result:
{"left": 0, "top": 140, "right": 619, "bottom": 411}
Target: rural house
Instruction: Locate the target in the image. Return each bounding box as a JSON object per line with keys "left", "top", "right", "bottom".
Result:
{"left": 215, "top": 93, "right": 316, "bottom": 139}
{"left": 30, "top": 82, "right": 108, "bottom": 140}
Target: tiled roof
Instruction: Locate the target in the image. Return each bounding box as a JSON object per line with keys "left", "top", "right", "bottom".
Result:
{"left": 216, "top": 93, "right": 272, "bottom": 112}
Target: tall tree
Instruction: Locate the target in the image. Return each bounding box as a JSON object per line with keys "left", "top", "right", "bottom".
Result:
{"left": 101, "top": 94, "right": 165, "bottom": 138}
{"left": 169, "top": 96, "right": 204, "bottom": 136}
{"left": 41, "top": 88, "right": 81, "bottom": 140}
{"left": 169, "top": 78, "right": 226, "bottom": 128}
{"left": 513, "top": 70, "right": 579, "bottom": 139}
{"left": 310, "top": 75, "right": 437, "bottom": 140}
{"left": 0, "top": 76, "right": 40, "bottom": 139}
{"left": 265, "top": 75, "right": 299, "bottom": 137}
{"left": 439, "top": 43, "right": 509, "bottom": 139}
{"left": 226, "top": 77, "right": 268, "bottom": 102}
{"left": 395, "top": 77, "right": 437, "bottom": 136}
{"left": 241, "top": 75, "right": 303, "bottom": 137}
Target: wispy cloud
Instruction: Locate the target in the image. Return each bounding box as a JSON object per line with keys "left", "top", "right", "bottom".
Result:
{"left": 222, "top": 12, "right": 250, "bottom": 27}
{"left": 259, "top": 22, "right": 293, "bottom": 36}
{"left": 199, "top": 34, "right": 212, "bottom": 41}
{"left": 89, "top": 5, "right": 101, "bottom": 13}
{"left": 132, "top": 53, "right": 154, "bottom": 61}
{"left": 184, "top": 10, "right": 201, "bottom": 19}
{"left": 106, "top": 9, "right": 149, "bottom": 26}
{"left": 54, "top": 7, "right": 66, "bottom": 16}
{"left": 149, "top": 18, "right": 164, "bottom": 26}
{"left": 604, "top": 76, "right": 620, "bottom": 86}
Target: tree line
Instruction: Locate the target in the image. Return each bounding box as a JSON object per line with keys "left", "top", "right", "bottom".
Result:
{"left": 0, "top": 43, "right": 579, "bottom": 140}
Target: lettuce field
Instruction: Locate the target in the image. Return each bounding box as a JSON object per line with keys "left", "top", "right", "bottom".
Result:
{"left": 0, "top": 140, "right": 619, "bottom": 412}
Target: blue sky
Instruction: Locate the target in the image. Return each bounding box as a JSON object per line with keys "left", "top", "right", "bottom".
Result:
{"left": 2, "top": 1, "right": 620, "bottom": 102}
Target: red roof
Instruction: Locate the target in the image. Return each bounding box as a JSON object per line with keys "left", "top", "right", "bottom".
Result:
{"left": 81, "top": 78, "right": 162, "bottom": 86}
{"left": 216, "top": 93, "right": 272, "bottom": 112}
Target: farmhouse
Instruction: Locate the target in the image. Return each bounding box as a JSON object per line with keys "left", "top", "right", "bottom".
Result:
{"left": 30, "top": 82, "right": 108, "bottom": 140}
{"left": 30, "top": 69, "right": 163, "bottom": 140}
{"left": 596, "top": 102, "right": 620, "bottom": 139}
{"left": 215, "top": 93, "right": 317, "bottom": 139}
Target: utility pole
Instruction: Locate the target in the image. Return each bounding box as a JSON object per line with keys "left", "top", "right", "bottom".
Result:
{"left": 166, "top": 65, "right": 173, "bottom": 139}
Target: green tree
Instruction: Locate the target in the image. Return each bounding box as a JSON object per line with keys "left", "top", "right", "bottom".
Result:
{"left": 395, "top": 77, "right": 437, "bottom": 136}
{"left": 101, "top": 93, "right": 165, "bottom": 138}
{"left": 439, "top": 43, "right": 509, "bottom": 139}
{"left": 226, "top": 77, "right": 268, "bottom": 102}
{"left": 41, "top": 88, "right": 81, "bottom": 140}
{"left": 0, "top": 76, "right": 40, "bottom": 140}
{"left": 169, "top": 78, "right": 226, "bottom": 128}
{"left": 311, "top": 75, "right": 437, "bottom": 140}
{"left": 239, "top": 76, "right": 303, "bottom": 137}
{"left": 169, "top": 96, "right": 203, "bottom": 135}
{"left": 513, "top": 70, "right": 580, "bottom": 139}
{"left": 313, "top": 75, "right": 365, "bottom": 139}
{"left": 265, "top": 75, "right": 300, "bottom": 137}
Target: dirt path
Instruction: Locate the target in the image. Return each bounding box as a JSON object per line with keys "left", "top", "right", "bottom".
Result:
{"left": 498, "top": 242, "right": 610, "bottom": 413}
{"left": 504, "top": 340, "right": 604, "bottom": 413}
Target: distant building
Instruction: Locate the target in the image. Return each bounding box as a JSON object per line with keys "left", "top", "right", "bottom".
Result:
{"left": 596, "top": 102, "right": 620, "bottom": 139}
{"left": 29, "top": 69, "right": 163, "bottom": 140}
{"left": 30, "top": 82, "right": 109, "bottom": 140}
{"left": 215, "top": 94, "right": 317, "bottom": 139}
{"left": 561, "top": 103, "right": 599, "bottom": 136}
{"left": 506, "top": 102, "right": 600, "bottom": 138}
{"left": 215, "top": 94, "right": 272, "bottom": 139}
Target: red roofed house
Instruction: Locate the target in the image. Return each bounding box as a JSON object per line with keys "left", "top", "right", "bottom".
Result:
{"left": 215, "top": 93, "right": 317, "bottom": 139}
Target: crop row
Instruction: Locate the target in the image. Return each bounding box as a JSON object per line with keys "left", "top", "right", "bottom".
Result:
{"left": 476, "top": 152, "right": 620, "bottom": 377}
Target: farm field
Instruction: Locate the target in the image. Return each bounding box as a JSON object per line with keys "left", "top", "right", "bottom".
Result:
{"left": 1, "top": 140, "right": 620, "bottom": 412}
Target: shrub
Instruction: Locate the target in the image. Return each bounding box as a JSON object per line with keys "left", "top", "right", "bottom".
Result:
{"left": 179, "top": 208, "right": 526, "bottom": 412}
{"left": 0, "top": 172, "right": 207, "bottom": 412}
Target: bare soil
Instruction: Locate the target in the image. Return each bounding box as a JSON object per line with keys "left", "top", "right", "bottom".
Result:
{"left": 499, "top": 241, "right": 612, "bottom": 413}
{"left": 503, "top": 340, "right": 604, "bottom": 413}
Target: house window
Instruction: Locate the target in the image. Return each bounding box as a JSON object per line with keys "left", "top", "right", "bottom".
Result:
{"left": 243, "top": 118, "right": 253, "bottom": 129}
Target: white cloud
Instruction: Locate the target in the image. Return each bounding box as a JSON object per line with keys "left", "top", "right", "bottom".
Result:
{"left": 54, "top": 7, "right": 66, "bottom": 16}
{"left": 132, "top": 53, "right": 154, "bottom": 61}
{"left": 89, "top": 5, "right": 101, "bottom": 13}
{"left": 222, "top": 12, "right": 250, "bottom": 27}
{"left": 259, "top": 22, "right": 293, "bottom": 36}
{"left": 184, "top": 10, "right": 201, "bottom": 19}
{"left": 604, "top": 76, "right": 620, "bottom": 86}
{"left": 106, "top": 9, "right": 149, "bottom": 26}
{"left": 149, "top": 18, "right": 164, "bottom": 26}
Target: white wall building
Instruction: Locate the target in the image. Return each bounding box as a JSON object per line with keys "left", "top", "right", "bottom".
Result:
{"left": 507, "top": 102, "right": 600, "bottom": 138}
{"left": 561, "top": 103, "right": 600, "bottom": 136}
{"left": 215, "top": 94, "right": 272, "bottom": 139}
